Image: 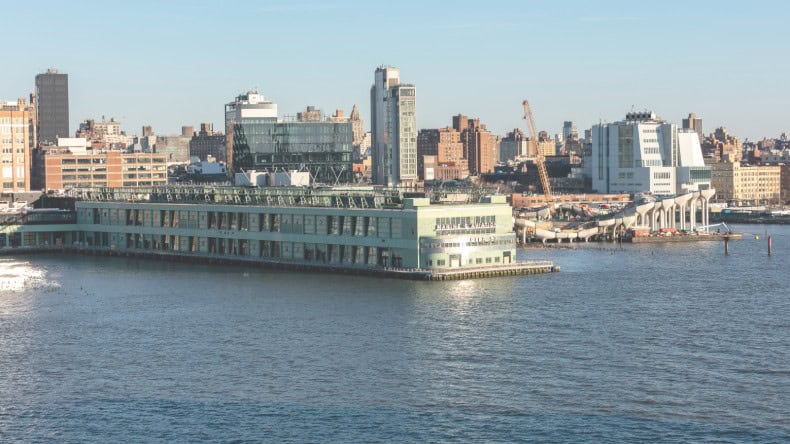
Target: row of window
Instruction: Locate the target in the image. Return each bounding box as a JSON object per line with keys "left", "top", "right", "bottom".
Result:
{"left": 113, "top": 233, "right": 399, "bottom": 267}
{"left": 421, "top": 238, "right": 514, "bottom": 249}
{"left": 92, "top": 208, "right": 405, "bottom": 239}
{"left": 0, "top": 138, "right": 26, "bottom": 145}
{"left": 427, "top": 256, "right": 502, "bottom": 267}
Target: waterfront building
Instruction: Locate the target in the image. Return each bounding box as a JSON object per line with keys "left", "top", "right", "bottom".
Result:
{"left": 780, "top": 164, "right": 790, "bottom": 204}
{"left": 707, "top": 160, "right": 781, "bottom": 205}
{"left": 35, "top": 68, "right": 69, "bottom": 145}
{"left": 682, "top": 112, "right": 703, "bottom": 144}
{"left": 590, "top": 111, "right": 712, "bottom": 195}
{"left": 227, "top": 92, "right": 353, "bottom": 184}
{"left": 757, "top": 151, "right": 790, "bottom": 203}
{"left": 370, "top": 66, "right": 417, "bottom": 186}
{"left": 0, "top": 186, "right": 537, "bottom": 278}
{"left": 189, "top": 123, "right": 226, "bottom": 162}
{"left": 1, "top": 98, "right": 36, "bottom": 192}
{"left": 41, "top": 150, "right": 168, "bottom": 189}
{"left": 417, "top": 127, "right": 465, "bottom": 180}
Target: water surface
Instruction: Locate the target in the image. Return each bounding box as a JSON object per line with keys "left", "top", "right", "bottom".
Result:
{"left": 1, "top": 224, "right": 788, "bottom": 442}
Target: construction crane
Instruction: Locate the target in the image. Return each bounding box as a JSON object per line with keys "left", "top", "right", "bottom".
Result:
{"left": 522, "top": 100, "right": 553, "bottom": 203}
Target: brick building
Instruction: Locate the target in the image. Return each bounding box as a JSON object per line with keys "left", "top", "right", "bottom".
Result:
{"left": 417, "top": 127, "right": 465, "bottom": 180}
{"left": 43, "top": 151, "right": 168, "bottom": 190}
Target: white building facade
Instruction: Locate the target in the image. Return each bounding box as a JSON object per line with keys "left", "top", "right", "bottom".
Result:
{"left": 590, "top": 111, "right": 711, "bottom": 196}
{"left": 370, "top": 66, "right": 417, "bottom": 186}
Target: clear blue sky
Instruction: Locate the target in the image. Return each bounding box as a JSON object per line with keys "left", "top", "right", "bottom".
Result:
{"left": 2, "top": 0, "right": 788, "bottom": 141}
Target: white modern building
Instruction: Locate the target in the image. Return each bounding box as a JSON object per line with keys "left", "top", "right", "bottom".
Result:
{"left": 224, "top": 91, "right": 278, "bottom": 122}
{"left": 589, "top": 111, "right": 711, "bottom": 195}
{"left": 370, "top": 66, "right": 417, "bottom": 186}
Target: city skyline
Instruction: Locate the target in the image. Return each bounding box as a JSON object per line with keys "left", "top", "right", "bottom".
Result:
{"left": 2, "top": 0, "right": 788, "bottom": 140}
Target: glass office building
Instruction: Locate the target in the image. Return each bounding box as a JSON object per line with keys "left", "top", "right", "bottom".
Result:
{"left": 226, "top": 92, "right": 353, "bottom": 184}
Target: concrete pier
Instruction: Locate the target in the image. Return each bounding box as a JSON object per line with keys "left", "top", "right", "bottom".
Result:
{"left": 0, "top": 246, "right": 558, "bottom": 281}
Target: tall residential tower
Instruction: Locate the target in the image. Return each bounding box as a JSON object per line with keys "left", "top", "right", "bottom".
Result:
{"left": 370, "top": 66, "right": 417, "bottom": 186}
{"left": 35, "top": 68, "right": 69, "bottom": 145}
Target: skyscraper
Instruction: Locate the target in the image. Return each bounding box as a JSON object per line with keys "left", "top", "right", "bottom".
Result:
{"left": 562, "top": 121, "right": 578, "bottom": 141}
{"left": 35, "top": 68, "right": 69, "bottom": 145}
{"left": 370, "top": 66, "right": 417, "bottom": 186}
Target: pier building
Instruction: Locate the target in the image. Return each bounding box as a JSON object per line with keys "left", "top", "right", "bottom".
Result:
{"left": 1, "top": 186, "right": 556, "bottom": 279}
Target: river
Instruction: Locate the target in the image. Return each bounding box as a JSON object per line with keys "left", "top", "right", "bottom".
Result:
{"left": 0, "top": 224, "right": 788, "bottom": 442}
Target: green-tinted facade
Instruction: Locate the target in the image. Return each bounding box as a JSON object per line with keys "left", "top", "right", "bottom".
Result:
{"left": 231, "top": 118, "right": 354, "bottom": 184}
{"left": 2, "top": 197, "right": 516, "bottom": 271}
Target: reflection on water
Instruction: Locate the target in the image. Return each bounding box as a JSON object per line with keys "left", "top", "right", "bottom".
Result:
{"left": 0, "top": 258, "right": 58, "bottom": 295}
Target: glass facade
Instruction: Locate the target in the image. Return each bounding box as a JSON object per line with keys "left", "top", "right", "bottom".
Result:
{"left": 232, "top": 118, "right": 353, "bottom": 184}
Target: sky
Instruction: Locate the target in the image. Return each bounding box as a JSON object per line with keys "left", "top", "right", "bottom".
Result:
{"left": 2, "top": 0, "right": 788, "bottom": 141}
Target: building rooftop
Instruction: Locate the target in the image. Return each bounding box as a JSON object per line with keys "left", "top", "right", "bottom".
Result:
{"left": 66, "top": 185, "right": 503, "bottom": 209}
